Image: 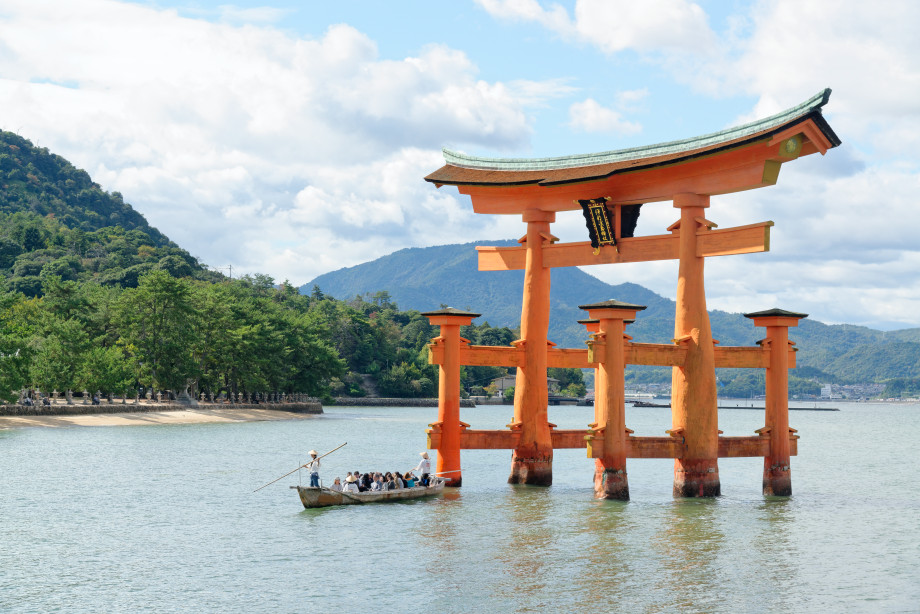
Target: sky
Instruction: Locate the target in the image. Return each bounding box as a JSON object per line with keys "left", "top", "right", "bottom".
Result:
{"left": 1, "top": 0, "right": 919, "bottom": 330}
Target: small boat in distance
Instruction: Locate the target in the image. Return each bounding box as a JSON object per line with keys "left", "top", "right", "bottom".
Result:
{"left": 290, "top": 478, "right": 447, "bottom": 509}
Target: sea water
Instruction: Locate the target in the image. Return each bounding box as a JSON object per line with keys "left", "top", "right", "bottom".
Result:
{"left": 1, "top": 402, "right": 918, "bottom": 613}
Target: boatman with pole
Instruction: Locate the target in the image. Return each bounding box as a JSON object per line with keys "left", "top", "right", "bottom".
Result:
{"left": 414, "top": 452, "right": 431, "bottom": 486}
{"left": 307, "top": 450, "right": 321, "bottom": 488}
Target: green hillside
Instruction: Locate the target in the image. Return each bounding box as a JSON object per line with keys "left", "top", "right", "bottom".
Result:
{"left": 0, "top": 130, "right": 217, "bottom": 295}
{"left": 304, "top": 241, "right": 920, "bottom": 384}
{"left": 0, "top": 131, "right": 169, "bottom": 240}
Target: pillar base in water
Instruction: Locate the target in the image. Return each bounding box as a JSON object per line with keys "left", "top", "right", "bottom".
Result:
{"left": 444, "top": 476, "right": 462, "bottom": 488}
{"left": 673, "top": 459, "right": 720, "bottom": 498}
{"left": 594, "top": 464, "right": 629, "bottom": 500}
{"left": 763, "top": 463, "right": 791, "bottom": 496}
{"left": 508, "top": 449, "right": 553, "bottom": 486}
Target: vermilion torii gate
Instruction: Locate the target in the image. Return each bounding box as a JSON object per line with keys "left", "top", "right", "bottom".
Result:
{"left": 422, "top": 90, "right": 840, "bottom": 498}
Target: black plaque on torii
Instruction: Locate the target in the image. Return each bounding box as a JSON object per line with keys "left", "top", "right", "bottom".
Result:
{"left": 578, "top": 198, "right": 642, "bottom": 254}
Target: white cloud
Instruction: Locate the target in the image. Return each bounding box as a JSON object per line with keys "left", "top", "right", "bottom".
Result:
{"left": 0, "top": 0, "right": 553, "bottom": 284}
{"left": 573, "top": 0, "right": 715, "bottom": 55}
{"left": 568, "top": 98, "right": 642, "bottom": 134}
{"left": 615, "top": 88, "right": 649, "bottom": 109}
{"left": 474, "top": 0, "right": 571, "bottom": 32}
{"left": 709, "top": 0, "right": 920, "bottom": 162}
{"left": 475, "top": 0, "right": 717, "bottom": 55}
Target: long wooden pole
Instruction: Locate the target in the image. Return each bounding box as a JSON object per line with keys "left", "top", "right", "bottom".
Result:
{"left": 252, "top": 442, "right": 347, "bottom": 493}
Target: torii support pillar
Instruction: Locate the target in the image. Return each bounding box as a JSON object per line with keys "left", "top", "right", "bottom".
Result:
{"left": 745, "top": 308, "right": 807, "bottom": 496}
{"left": 581, "top": 301, "right": 646, "bottom": 500}
{"left": 422, "top": 307, "right": 480, "bottom": 487}
{"left": 509, "top": 209, "right": 556, "bottom": 486}
{"left": 671, "top": 193, "right": 720, "bottom": 497}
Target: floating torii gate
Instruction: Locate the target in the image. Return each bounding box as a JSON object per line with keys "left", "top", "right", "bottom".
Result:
{"left": 422, "top": 90, "right": 840, "bottom": 498}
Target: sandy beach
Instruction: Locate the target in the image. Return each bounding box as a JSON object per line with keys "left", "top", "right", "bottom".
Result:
{"left": 0, "top": 407, "right": 319, "bottom": 429}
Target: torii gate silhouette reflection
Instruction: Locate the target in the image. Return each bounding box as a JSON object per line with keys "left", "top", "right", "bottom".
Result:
{"left": 422, "top": 90, "right": 840, "bottom": 499}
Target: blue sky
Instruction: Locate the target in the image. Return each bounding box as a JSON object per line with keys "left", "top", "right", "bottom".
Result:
{"left": 2, "top": 0, "right": 919, "bottom": 329}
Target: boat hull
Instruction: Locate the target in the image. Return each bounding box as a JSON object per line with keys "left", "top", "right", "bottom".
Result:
{"left": 291, "top": 479, "right": 446, "bottom": 509}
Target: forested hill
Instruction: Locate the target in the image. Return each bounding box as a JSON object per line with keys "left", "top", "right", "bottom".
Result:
{"left": 0, "top": 130, "right": 216, "bottom": 294}
{"left": 304, "top": 241, "right": 920, "bottom": 384}
{"left": 0, "top": 131, "right": 168, "bottom": 240}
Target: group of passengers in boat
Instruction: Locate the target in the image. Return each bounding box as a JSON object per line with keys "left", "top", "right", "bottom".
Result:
{"left": 306, "top": 450, "right": 432, "bottom": 492}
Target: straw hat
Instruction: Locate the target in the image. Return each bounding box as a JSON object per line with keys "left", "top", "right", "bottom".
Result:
{"left": 346, "top": 475, "right": 357, "bottom": 482}
{"left": 419, "top": 451, "right": 429, "bottom": 459}
{"left": 309, "top": 450, "right": 317, "bottom": 455}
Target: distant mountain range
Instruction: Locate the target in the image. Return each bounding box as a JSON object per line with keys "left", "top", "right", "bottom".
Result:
{"left": 304, "top": 241, "right": 920, "bottom": 384}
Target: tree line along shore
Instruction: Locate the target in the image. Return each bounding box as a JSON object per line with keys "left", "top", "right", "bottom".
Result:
{"left": 1, "top": 265, "right": 571, "bottom": 405}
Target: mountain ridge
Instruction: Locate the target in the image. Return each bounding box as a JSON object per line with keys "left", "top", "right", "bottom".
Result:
{"left": 303, "top": 241, "right": 920, "bottom": 383}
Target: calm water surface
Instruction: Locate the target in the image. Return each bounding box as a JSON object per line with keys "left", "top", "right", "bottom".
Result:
{"left": 1, "top": 402, "right": 918, "bottom": 613}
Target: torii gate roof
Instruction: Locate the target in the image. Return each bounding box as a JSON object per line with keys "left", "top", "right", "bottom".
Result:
{"left": 425, "top": 89, "right": 840, "bottom": 211}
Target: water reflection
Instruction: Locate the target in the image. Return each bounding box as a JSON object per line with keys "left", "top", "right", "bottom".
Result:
{"left": 571, "top": 498, "right": 633, "bottom": 608}
{"left": 491, "top": 486, "right": 558, "bottom": 603}
{"left": 747, "top": 498, "right": 801, "bottom": 603}
{"left": 423, "top": 490, "right": 465, "bottom": 601}
{"left": 650, "top": 499, "right": 726, "bottom": 611}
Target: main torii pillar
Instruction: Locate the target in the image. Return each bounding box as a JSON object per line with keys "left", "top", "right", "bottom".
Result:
{"left": 671, "top": 193, "right": 720, "bottom": 497}
{"left": 509, "top": 210, "right": 556, "bottom": 485}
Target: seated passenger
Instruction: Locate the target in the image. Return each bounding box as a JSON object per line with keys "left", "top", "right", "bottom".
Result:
{"left": 370, "top": 475, "right": 382, "bottom": 491}
{"left": 329, "top": 477, "right": 343, "bottom": 492}
{"left": 343, "top": 475, "right": 360, "bottom": 493}
{"left": 404, "top": 472, "right": 417, "bottom": 488}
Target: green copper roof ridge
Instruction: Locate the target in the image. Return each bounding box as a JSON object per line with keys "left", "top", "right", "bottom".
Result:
{"left": 443, "top": 89, "right": 832, "bottom": 172}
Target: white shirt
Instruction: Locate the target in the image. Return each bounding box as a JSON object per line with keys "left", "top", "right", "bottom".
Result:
{"left": 414, "top": 458, "right": 430, "bottom": 474}
{"left": 343, "top": 482, "right": 359, "bottom": 493}
{"left": 306, "top": 457, "right": 320, "bottom": 474}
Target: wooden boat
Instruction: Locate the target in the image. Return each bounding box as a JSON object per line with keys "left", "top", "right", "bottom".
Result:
{"left": 290, "top": 478, "right": 446, "bottom": 509}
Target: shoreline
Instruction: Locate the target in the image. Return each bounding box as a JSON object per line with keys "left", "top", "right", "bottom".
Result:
{"left": 0, "top": 405, "right": 321, "bottom": 430}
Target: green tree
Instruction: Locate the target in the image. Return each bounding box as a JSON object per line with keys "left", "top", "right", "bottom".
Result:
{"left": 28, "top": 317, "right": 90, "bottom": 393}
{"left": 0, "top": 282, "right": 34, "bottom": 401}
{"left": 378, "top": 362, "right": 436, "bottom": 398}
{"left": 80, "top": 345, "right": 136, "bottom": 399}
{"left": 281, "top": 310, "right": 346, "bottom": 397}
{"left": 115, "top": 270, "right": 196, "bottom": 392}
{"left": 549, "top": 367, "right": 586, "bottom": 397}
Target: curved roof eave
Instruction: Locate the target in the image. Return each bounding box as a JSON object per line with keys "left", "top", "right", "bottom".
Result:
{"left": 426, "top": 89, "right": 840, "bottom": 188}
